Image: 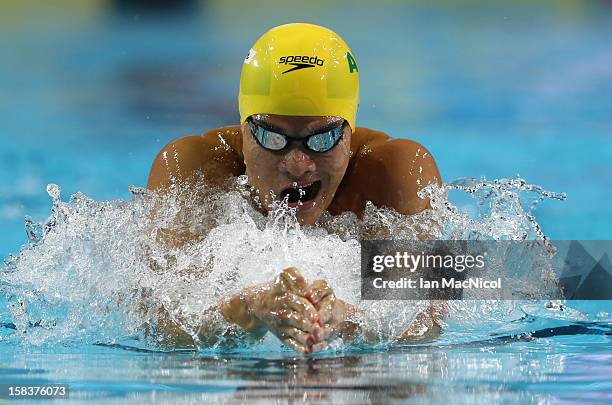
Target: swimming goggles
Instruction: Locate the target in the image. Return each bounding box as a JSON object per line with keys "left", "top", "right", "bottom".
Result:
{"left": 248, "top": 118, "right": 345, "bottom": 153}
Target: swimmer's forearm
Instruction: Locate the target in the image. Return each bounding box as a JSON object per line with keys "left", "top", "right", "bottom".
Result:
{"left": 331, "top": 300, "right": 445, "bottom": 347}
{"left": 362, "top": 302, "right": 446, "bottom": 344}
{"left": 219, "top": 289, "right": 267, "bottom": 335}
{"left": 394, "top": 310, "right": 442, "bottom": 343}
{"left": 194, "top": 302, "right": 267, "bottom": 348}
{"left": 146, "top": 299, "right": 265, "bottom": 349}
{"left": 331, "top": 300, "right": 362, "bottom": 344}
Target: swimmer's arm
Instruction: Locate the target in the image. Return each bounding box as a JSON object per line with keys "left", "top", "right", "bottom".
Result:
{"left": 141, "top": 295, "right": 266, "bottom": 350}
{"left": 144, "top": 268, "right": 314, "bottom": 351}
{"left": 353, "top": 301, "right": 446, "bottom": 345}
{"left": 145, "top": 127, "right": 245, "bottom": 248}
{"left": 328, "top": 300, "right": 445, "bottom": 345}
{"left": 394, "top": 301, "right": 446, "bottom": 343}
{"left": 359, "top": 137, "right": 446, "bottom": 340}
{"left": 381, "top": 139, "right": 447, "bottom": 339}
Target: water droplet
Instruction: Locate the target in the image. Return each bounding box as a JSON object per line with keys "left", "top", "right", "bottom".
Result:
{"left": 46, "top": 184, "right": 61, "bottom": 204}
{"left": 236, "top": 175, "right": 249, "bottom": 186}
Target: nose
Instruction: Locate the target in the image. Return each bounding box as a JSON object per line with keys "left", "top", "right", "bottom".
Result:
{"left": 278, "top": 148, "right": 316, "bottom": 179}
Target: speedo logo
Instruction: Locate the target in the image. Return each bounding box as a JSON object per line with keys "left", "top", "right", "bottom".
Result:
{"left": 279, "top": 55, "right": 324, "bottom": 74}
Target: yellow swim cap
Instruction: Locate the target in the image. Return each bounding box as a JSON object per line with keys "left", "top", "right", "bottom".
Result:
{"left": 238, "top": 23, "right": 360, "bottom": 132}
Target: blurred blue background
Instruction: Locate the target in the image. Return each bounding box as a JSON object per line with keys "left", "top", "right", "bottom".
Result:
{"left": 1, "top": 0, "right": 612, "bottom": 260}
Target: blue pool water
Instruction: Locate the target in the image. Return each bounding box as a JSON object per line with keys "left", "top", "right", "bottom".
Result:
{"left": 1, "top": 1, "right": 611, "bottom": 403}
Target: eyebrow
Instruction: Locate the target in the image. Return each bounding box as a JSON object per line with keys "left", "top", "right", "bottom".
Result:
{"left": 252, "top": 118, "right": 344, "bottom": 137}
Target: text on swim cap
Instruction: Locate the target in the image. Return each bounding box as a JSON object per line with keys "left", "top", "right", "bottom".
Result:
{"left": 279, "top": 55, "right": 325, "bottom": 66}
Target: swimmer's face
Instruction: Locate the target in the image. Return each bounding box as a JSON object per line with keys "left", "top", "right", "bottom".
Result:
{"left": 241, "top": 114, "right": 352, "bottom": 225}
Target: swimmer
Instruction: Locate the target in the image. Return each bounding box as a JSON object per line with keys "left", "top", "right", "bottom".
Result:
{"left": 147, "top": 23, "right": 443, "bottom": 353}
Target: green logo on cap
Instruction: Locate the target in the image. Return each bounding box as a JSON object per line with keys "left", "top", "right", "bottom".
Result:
{"left": 346, "top": 52, "right": 358, "bottom": 73}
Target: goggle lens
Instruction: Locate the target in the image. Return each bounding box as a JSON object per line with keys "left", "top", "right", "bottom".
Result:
{"left": 260, "top": 129, "right": 287, "bottom": 150}
{"left": 306, "top": 128, "right": 343, "bottom": 152}
{"left": 249, "top": 119, "right": 344, "bottom": 153}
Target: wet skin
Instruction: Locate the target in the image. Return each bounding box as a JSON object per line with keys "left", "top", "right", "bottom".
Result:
{"left": 240, "top": 115, "right": 351, "bottom": 225}
{"left": 147, "top": 115, "right": 443, "bottom": 352}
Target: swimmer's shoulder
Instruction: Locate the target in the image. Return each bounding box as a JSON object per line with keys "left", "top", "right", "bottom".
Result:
{"left": 147, "top": 126, "right": 245, "bottom": 190}
{"left": 200, "top": 125, "right": 244, "bottom": 159}
{"left": 352, "top": 127, "right": 439, "bottom": 172}
{"left": 339, "top": 127, "right": 442, "bottom": 215}
{"left": 351, "top": 126, "right": 390, "bottom": 149}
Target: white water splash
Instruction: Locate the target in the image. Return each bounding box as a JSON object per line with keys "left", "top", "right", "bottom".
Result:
{"left": 1, "top": 173, "right": 571, "bottom": 349}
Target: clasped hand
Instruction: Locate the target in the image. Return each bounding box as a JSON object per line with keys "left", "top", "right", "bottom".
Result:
{"left": 222, "top": 267, "right": 357, "bottom": 353}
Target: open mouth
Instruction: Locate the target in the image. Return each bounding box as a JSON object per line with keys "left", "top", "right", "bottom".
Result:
{"left": 280, "top": 181, "right": 322, "bottom": 206}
